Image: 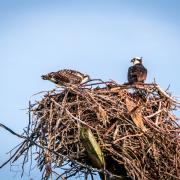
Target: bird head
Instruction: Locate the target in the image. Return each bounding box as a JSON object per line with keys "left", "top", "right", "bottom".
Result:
{"left": 131, "top": 57, "right": 143, "bottom": 65}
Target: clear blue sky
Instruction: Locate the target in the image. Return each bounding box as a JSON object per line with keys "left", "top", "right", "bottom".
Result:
{"left": 0, "top": 0, "right": 180, "bottom": 179}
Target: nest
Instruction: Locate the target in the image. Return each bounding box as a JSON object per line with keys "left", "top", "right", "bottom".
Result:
{"left": 17, "top": 82, "right": 180, "bottom": 179}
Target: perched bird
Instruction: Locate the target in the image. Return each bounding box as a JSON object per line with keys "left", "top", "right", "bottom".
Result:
{"left": 128, "top": 57, "right": 147, "bottom": 84}
{"left": 41, "top": 69, "right": 90, "bottom": 87}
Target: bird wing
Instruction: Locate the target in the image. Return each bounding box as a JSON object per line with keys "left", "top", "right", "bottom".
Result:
{"left": 128, "top": 66, "right": 136, "bottom": 83}
{"left": 51, "top": 71, "right": 71, "bottom": 83}
{"left": 56, "top": 69, "right": 83, "bottom": 84}
{"left": 136, "top": 65, "right": 147, "bottom": 82}
{"left": 63, "top": 69, "right": 84, "bottom": 77}
{"left": 128, "top": 65, "right": 147, "bottom": 83}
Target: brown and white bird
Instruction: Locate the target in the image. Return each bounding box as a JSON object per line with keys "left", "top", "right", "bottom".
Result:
{"left": 128, "top": 57, "right": 147, "bottom": 84}
{"left": 41, "top": 69, "right": 90, "bottom": 87}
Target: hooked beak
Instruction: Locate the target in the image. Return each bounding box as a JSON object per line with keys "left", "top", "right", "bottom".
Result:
{"left": 41, "top": 75, "right": 47, "bottom": 80}
{"left": 131, "top": 59, "right": 134, "bottom": 63}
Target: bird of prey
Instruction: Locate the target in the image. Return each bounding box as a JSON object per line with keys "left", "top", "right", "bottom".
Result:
{"left": 41, "top": 69, "right": 90, "bottom": 87}
{"left": 128, "top": 57, "right": 147, "bottom": 84}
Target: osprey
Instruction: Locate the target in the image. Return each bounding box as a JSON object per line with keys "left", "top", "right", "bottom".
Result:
{"left": 128, "top": 57, "right": 147, "bottom": 84}
{"left": 41, "top": 69, "right": 90, "bottom": 87}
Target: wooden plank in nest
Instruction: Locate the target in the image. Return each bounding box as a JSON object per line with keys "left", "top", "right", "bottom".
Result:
{"left": 80, "top": 127, "right": 105, "bottom": 169}
{"left": 126, "top": 98, "right": 147, "bottom": 132}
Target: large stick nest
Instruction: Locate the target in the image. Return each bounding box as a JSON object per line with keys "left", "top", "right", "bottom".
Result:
{"left": 30, "top": 82, "right": 180, "bottom": 179}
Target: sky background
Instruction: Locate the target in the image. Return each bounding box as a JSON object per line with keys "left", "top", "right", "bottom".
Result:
{"left": 0, "top": 0, "right": 180, "bottom": 179}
